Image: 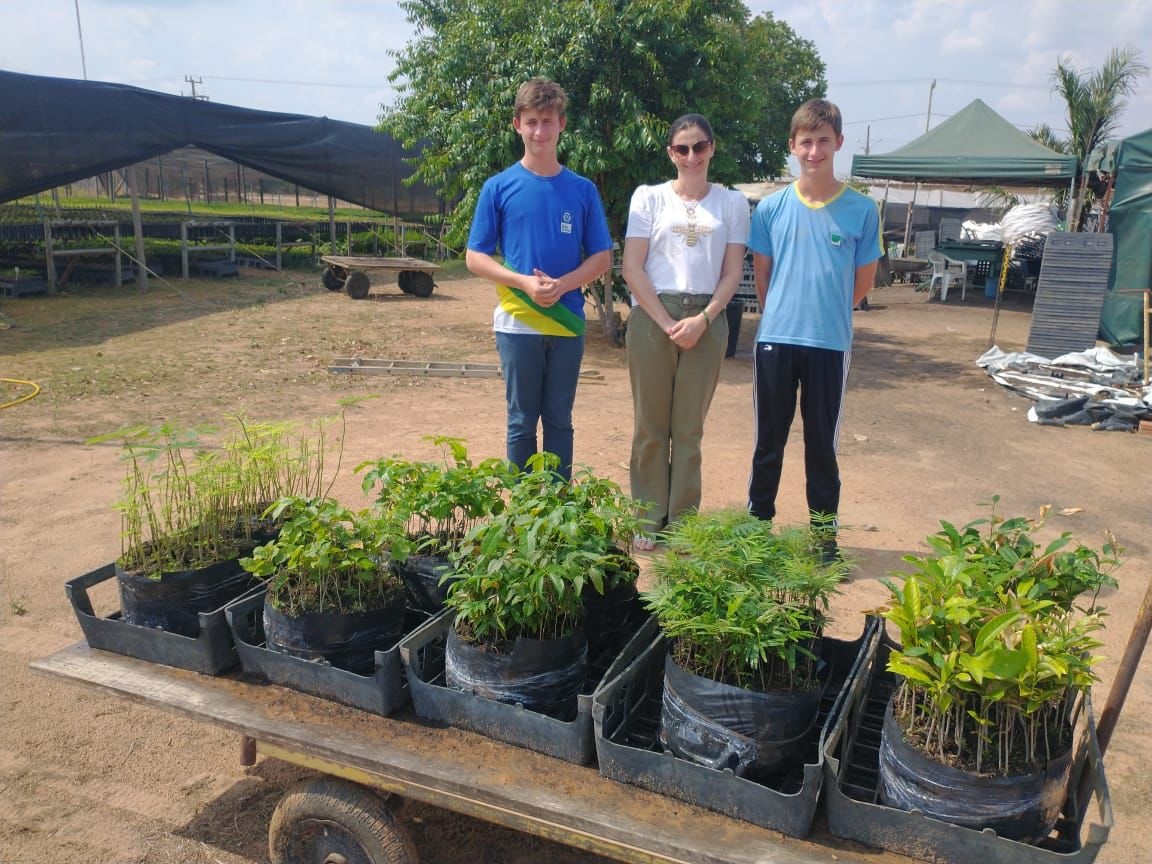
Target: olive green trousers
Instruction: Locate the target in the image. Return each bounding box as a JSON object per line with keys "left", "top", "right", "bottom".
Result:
{"left": 625, "top": 294, "right": 728, "bottom": 533}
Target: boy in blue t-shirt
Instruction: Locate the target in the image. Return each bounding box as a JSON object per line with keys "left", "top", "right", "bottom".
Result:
{"left": 466, "top": 77, "right": 613, "bottom": 480}
{"left": 747, "top": 99, "right": 882, "bottom": 559}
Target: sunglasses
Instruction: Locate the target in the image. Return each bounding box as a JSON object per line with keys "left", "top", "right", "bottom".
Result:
{"left": 669, "top": 140, "right": 713, "bottom": 156}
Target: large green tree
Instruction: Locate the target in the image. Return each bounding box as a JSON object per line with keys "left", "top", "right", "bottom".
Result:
{"left": 1049, "top": 45, "right": 1148, "bottom": 229}
{"left": 381, "top": 0, "right": 825, "bottom": 245}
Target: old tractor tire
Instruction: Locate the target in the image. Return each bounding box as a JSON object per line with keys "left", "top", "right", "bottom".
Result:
{"left": 269, "top": 776, "right": 417, "bottom": 864}
{"left": 321, "top": 267, "right": 346, "bottom": 292}
{"left": 344, "top": 271, "right": 371, "bottom": 300}
{"left": 397, "top": 270, "right": 414, "bottom": 294}
{"left": 407, "top": 271, "right": 435, "bottom": 298}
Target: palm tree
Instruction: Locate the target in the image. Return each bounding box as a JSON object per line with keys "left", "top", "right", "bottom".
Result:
{"left": 1051, "top": 46, "right": 1148, "bottom": 229}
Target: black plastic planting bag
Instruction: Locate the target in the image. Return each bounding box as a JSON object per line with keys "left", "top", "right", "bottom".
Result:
{"left": 117, "top": 558, "right": 254, "bottom": 637}
{"left": 660, "top": 653, "right": 824, "bottom": 778}
{"left": 878, "top": 698, "right": 1074, "bottom": 843}
{"left": 582, "top": 579, "right": 641, "bottom": 657}
{"left": 395, "top": 555, "right": 457, "bottom": 613}
{"left": 445, "top": 627, "right": 588, "bottom": 721}
{"left": 263, "top": 595, "right": 408, "bottom": 675}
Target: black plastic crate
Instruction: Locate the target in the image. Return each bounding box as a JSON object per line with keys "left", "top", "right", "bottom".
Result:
{"left": 591, "top": 619, "right": 878, "bottom": 838}
{"left": 822, "top": 622, "right": 1113, "bottom": 864}
{"left": 65, "top": 563, "right": 260, "bottom": 675}
{"left": 225, "top": 588, "right": 429, "bottom": 716}
{"left": 399, "top": 608, "right": 657, "bottom": 765}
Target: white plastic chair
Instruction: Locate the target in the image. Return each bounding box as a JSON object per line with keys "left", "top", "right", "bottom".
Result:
{"left": 926, "top": 251, "right": 968, "bottom": 301}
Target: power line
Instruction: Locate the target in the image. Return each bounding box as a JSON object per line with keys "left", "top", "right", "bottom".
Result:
{"left": 831, "top": 77, "right": 1050, "bottom": 91}
{"left": 201, "top": 74, "right": 393, "bottom": 91}
{"left": 842, "top": 112, "right": 935, "bottom": 126}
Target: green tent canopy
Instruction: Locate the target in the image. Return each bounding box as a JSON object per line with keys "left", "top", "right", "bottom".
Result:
{"left": 1096, "top": 127, "right": 1152, "bottom": 345}
{"left": 851, "top": 99, "right": 1076, "bottom": 186}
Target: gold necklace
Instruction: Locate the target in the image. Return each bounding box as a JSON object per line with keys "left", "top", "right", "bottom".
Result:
{"left": 672, "top": 182, "right": 706, "bottom": 246}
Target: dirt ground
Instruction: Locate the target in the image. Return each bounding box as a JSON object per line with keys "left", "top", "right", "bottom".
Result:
{"left": 1, "top": 268, "right": 1149, "bottom": 864}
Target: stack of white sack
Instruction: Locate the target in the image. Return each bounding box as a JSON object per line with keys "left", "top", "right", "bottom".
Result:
{"left": 961, "top": 221, "right": 1003, "bottom": 241}
{"left": 1001, "top": 203, "right": 1059, "bottom": 243}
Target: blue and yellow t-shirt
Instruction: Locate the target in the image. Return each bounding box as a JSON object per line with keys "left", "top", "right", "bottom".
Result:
{"left": 468, "top": 163, "right": 612, "bottom": 337}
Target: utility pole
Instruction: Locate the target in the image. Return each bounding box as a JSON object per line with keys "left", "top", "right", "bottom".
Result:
{"left": 865, "top": 126, "right": 871, "bottom": 156}
{"left": 184, "top": 75, "right": 208, "bottom": 101}
{"left": 903, "top": 79, "right": 937, "bottom": 249}
{"left": 73, "top": 0, "right": 88, "bottom": 80}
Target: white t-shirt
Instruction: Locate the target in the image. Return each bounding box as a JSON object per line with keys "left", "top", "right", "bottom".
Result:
{"left": 624, "top": 181, "right": 750, "bottom": 302}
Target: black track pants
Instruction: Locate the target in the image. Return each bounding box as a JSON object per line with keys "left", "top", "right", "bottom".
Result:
{"left": 749, "top": 342, "right": 849, "bottom": 526}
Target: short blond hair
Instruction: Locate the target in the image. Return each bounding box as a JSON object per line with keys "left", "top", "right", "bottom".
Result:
{"left": 790, "top": 99, "right": 842, "bottom": 139}
{"left": 514, "top": 77, "right": 568, "bottom": 120}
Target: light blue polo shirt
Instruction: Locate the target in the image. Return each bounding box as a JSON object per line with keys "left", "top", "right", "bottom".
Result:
{"left": 749, "top": 183, "right": 882, "bottom": 352}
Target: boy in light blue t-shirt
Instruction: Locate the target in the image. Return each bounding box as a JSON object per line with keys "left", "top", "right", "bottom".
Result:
{"left": 747, "top": 99, "right": 882, "bottom": 560}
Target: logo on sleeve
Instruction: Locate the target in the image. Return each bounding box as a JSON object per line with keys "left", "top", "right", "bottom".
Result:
{"left": 561, "top": 211, "right": 573, "bottom": 234}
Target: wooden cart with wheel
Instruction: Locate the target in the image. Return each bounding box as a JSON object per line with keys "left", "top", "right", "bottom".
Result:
{"left": 30, "top": 641, "right": 912, "bottom": 864}
{"left": 320, "top": 255, "right": 441, "bottom": 300}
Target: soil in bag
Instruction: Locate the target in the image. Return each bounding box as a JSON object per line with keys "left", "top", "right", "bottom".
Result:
{"left": 396, "top": 555, "right": 457, "bottom": 613}
{"left": 878, "top": 698, "right": 1073, "bottom": 844}
{"left": 582, "top": 578, "right": 643, "bottom": 659}
{"left": 445, "top": 627, "right": 588, "bottom": 721}
{"left": 118, "top": 558, "right": 255, "bottom": 637}
{"left": 660, "top": 652, "right": 825, "bottom": 782}
{"left": 263, "top": 594, "right": 408, "bottom": 675}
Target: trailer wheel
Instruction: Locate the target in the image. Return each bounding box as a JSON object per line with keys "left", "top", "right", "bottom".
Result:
{"left": 344, "top": 272, "right": 371, "bottom": 300}
{"left": 397, "top": 271, "right": 413, "bottom": 294}
{"left": 269, "top": 777, "right": 418, "bottom": 864}
{"left": 322, "top": 267, "right": 346, "bottom": 292}
{"left": 407, "top": 272, "right": 435, "bottom": 298}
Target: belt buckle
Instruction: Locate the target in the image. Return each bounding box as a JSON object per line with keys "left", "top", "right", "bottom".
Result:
{"left": 679, "top": 294, "right": 695, "bottom": 308}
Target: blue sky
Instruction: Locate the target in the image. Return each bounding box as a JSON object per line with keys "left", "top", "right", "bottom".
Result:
{"left": 4, "top": 0, "right": 1150, "bottom": 178}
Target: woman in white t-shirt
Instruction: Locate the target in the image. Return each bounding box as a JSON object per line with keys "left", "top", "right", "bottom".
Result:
{"left": 622, "top": 114, "right": 750, "bottom": 549}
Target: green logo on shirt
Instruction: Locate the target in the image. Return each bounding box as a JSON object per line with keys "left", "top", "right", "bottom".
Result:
{"left": 830, "top": 231, "right": 843, "bottom": 247}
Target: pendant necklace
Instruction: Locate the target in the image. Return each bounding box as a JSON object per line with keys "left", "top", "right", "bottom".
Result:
{"left": 673, "top": 181, "right": 706, "bottom": 247}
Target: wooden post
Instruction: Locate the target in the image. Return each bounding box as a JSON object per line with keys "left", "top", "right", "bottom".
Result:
{"left": 203, "top": 159, "right": 211, "bottom": 203}
{"left": 44, "top": 220, "right": 58, "bottom": 295}
{"left": 180, "top": 220, "right": 190, "bottom": 279}
{"left": 112, "top": 223, "right": 123, "bottom": 287}
{"left": 123, "top": 166, "right": 148, "bottom": 289}
{"left": 902, "top": 184, "right": 919, "bottom": 250}
{"left": 328, "top": 196, "right": 337, "bottom": 253}
{"left": 347, "top": 220, "right": 353, "bottom": 255}
{"left": 1144, "top": 290, "right": 1150, "bottom": 385}
{"left": 275, "top": 222, "right": 283, "bottom": 271}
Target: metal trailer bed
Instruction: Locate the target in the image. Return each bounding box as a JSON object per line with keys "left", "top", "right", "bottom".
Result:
{"left": 320, "top": 255, "right": 441, "bottom": 300}
{"left": 31, "top": 641, "right": 913, "bottom": 864}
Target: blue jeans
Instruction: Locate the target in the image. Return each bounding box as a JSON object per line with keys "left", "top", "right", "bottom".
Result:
{"left": 495, "top": 331, "right": 584, "bottom": 481}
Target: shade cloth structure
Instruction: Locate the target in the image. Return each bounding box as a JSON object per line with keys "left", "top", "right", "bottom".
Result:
{"left": 0, "top": 70, "right": 438, "bottom": 213}
{"left": 1092, "top": 127, "right": 1152, "bottom": 345}
{"left": 851, "top": 99, "right": 1076, "bottom": 186}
